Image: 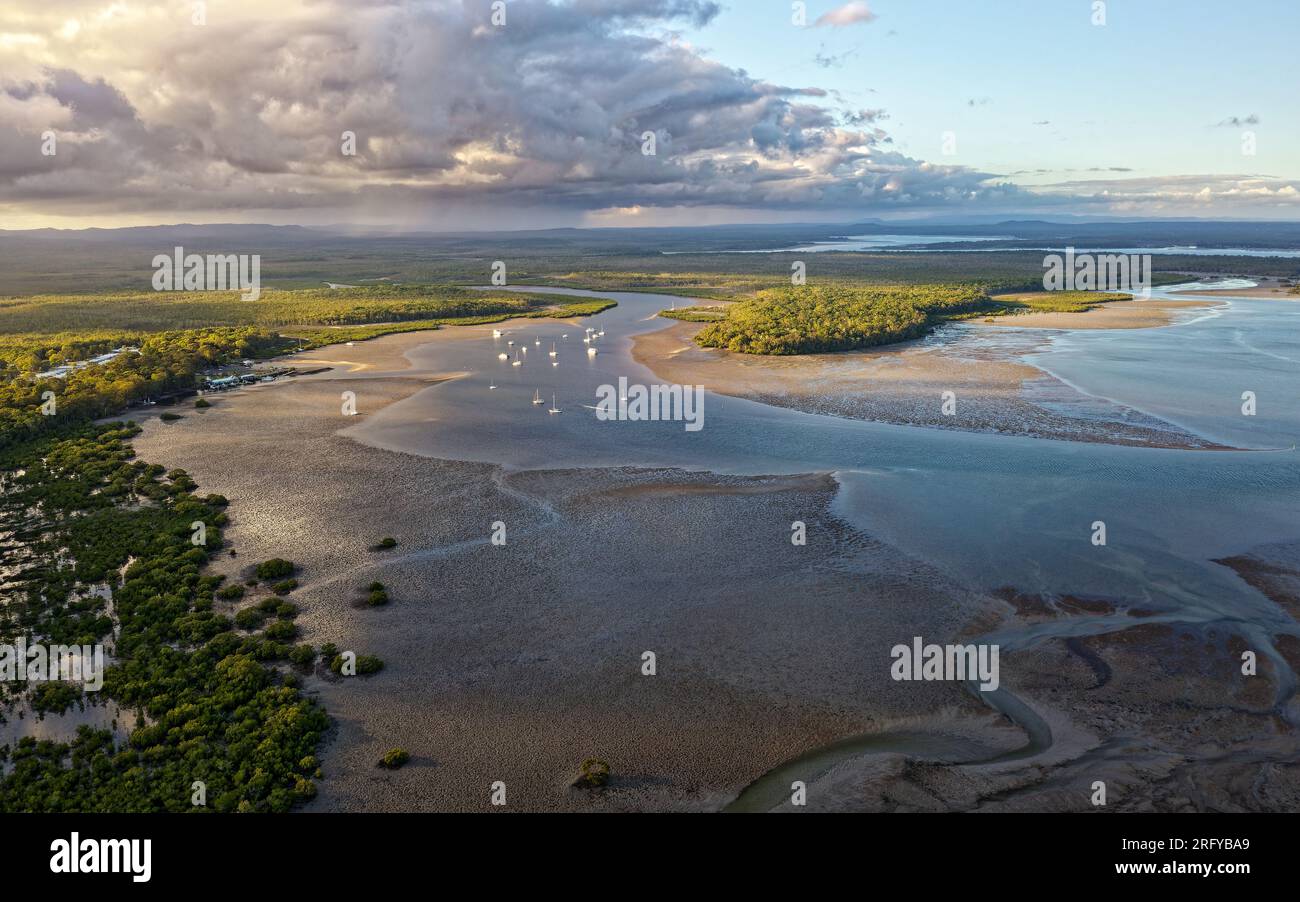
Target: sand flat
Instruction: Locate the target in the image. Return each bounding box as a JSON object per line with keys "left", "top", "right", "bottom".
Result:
{"left": 129, "top": 331, "right": 1001, "bottom": 812}
{"left": 631, "top": 319, "right": 1226, "bottom": 449}
{"left": 977, "top": 297, "right": 1217, "bottom": 330}
{"left": 119, "top": 318, "right": 1300, "bottom": 812}
{"left": 1170, "top": 276, "right": 1298, "bottom": 300}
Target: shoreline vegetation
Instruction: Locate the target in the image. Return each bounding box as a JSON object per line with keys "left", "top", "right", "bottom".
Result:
{"left": 661, "top": 286, "right": 1137, "bottom": 356}
{"left": 0, "top": 285, "right": 614, "bottom": 376}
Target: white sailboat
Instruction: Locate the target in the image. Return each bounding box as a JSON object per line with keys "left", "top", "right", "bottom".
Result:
{"left": 492, "top": 329, "right": 503, "bottom": 338}
{"left": 534, "top": 337, "right": 541, "bottom": 346}
{"left": 587, "top": 346, "right": 598, "bottom": 357}
{"left": 511, "top": 352, "right": 522, "bottom": 367}
{"left": 532, "top": 389, "right": 545, "bottom": 406}
{"left": 497, "top": 352, "right": 508, "bottom": 360}
{"left": 548, "top": 343, "right": 557, "bottom": 357}
{"left": 549, "top": 394, "right": 561, "bottom": 414}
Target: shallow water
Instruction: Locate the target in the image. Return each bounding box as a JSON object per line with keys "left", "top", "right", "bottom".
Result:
{"left": 325, "top": 281, "right": 1300, "bottom": 807}
{"left": 344, "top": 284, "right": 1300, "bottom": 699}
{"left": 345, "top": 288, "right": 1300, "bottom": 616}
{"left": 1024, "top": 293, "right": 1300, "bottom": 448}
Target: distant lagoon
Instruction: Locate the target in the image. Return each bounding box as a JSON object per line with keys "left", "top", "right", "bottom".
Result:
{"left": 674, "top": 234, "right": 1300, "bottom": 258}
{"left": 663, "top": 234, "right": 1013, "bottom": 254}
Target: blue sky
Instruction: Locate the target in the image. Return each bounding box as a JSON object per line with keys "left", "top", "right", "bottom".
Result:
{"left": 679, "top": 0, "right": 1300, "bottom": 192}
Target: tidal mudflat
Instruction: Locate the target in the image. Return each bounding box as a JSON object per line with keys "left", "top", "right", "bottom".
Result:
{"left": 129, "top": 331, "right": 995, "bottom": 811}
{"left": 129, "top": 283, "right": 1300, "bottom": 811}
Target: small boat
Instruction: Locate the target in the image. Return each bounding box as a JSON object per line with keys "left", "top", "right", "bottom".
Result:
{"left": 521, "top": 346, "right": 527, "bottom": 353}
{"left": 534, "top": 337, "right": 541, "bottom": 346}
{"left": 551, "top": 361, "right": 558, "bottom": 367}
{"left": 587, "top": 347, "right": 598, "bottom": 357}
{"left": 492, "top": 329, "right": 503, "bottom": 338}
{"left": 511, "top": 353, "right": 522, "bottom": 367}
{"left": 548, "top": 343, "right": 557, "bottom": 358}
{"left": 497, "top": 352, "right": 508, "bottom": 360}
{"left": 597, "top": 330, "right": 605, "bottom": 337}
{"left": 582, "top": 336, "right": 591, "bottom": 344}
{"left": 562, "top": 334, "right": 568, "bottom": 339}
{"left": 532, "top": 389, "right": 545, "bottom": 406}
{"left": 549, "top": 394, "right": 561, "bottom": 414}
{"left": 489, "top": 384, "right": 497, "bottom": 390}
{"left": 507, "top": 340, "right": 515, "bottom": 346}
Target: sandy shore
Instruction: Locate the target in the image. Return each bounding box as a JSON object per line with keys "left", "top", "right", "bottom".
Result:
{"left": 978, "top": 297, "right": 1216, "bottom": 330}
{"left": 287, "top": 313, "right": 595, "bottom": 373}
{"left": 1173, "top": 276, "right": 1298, "bottom": 300}
{"left": 633, "top": 319, "right": 1227, "bottom": 449}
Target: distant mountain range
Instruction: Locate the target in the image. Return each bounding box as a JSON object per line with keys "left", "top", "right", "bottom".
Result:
{"left": 4, "top": 218, "right": 1299, "bottom": 250}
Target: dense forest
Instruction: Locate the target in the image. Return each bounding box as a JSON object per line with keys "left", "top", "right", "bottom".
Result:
{"left": 0, "top": 328, "right": 287, "bottom": 454}
{"left": 691, "top": 284, "right": 998, "bottom": 355}
{"left": 0, "top": 285, "right": 610, "bottom": 363}
{"left": 674, "top": 283, "right": 1141, "bottom": 356}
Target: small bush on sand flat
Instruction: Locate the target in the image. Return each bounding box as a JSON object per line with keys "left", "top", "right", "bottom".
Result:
{"left": 378, "top": 748, "right": 410, "bottom": 769}
{"left": 573, "top": 758, "right": 611, "bottom": 789}
{"left": 255, "top": 558, "right": 295, "bottom": 580}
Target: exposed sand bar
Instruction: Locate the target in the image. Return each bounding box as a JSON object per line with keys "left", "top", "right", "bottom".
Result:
{"left": 632, "top": 319, "right": 1227, "bottom": 449}
{"left": 1171, "top": 275, "right": 1298, "bottom": 300}
{"left": 976, "top": 297, "right": 1217, "bottom": 330}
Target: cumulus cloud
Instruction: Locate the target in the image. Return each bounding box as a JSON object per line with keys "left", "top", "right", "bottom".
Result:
{"left": 814, "top": 2, "right": 878, "bottom": 27}
{"left": 0, "top": 0, "right": 1014, "bottom": 225}
{"left": 1034, "top": 173, "right": 1300, "bottom": 213}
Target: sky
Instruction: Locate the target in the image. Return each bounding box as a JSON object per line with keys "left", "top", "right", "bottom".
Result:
{"left": 0, "top": 0, "right": 1297, "bottom": 230}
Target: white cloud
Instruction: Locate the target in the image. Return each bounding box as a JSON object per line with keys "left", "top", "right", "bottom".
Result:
{"left": 0, "top": 0, "right": 1016, "bottom": 225}
{"left": 814, "top": 2, "right": 878, "bottom": 27}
